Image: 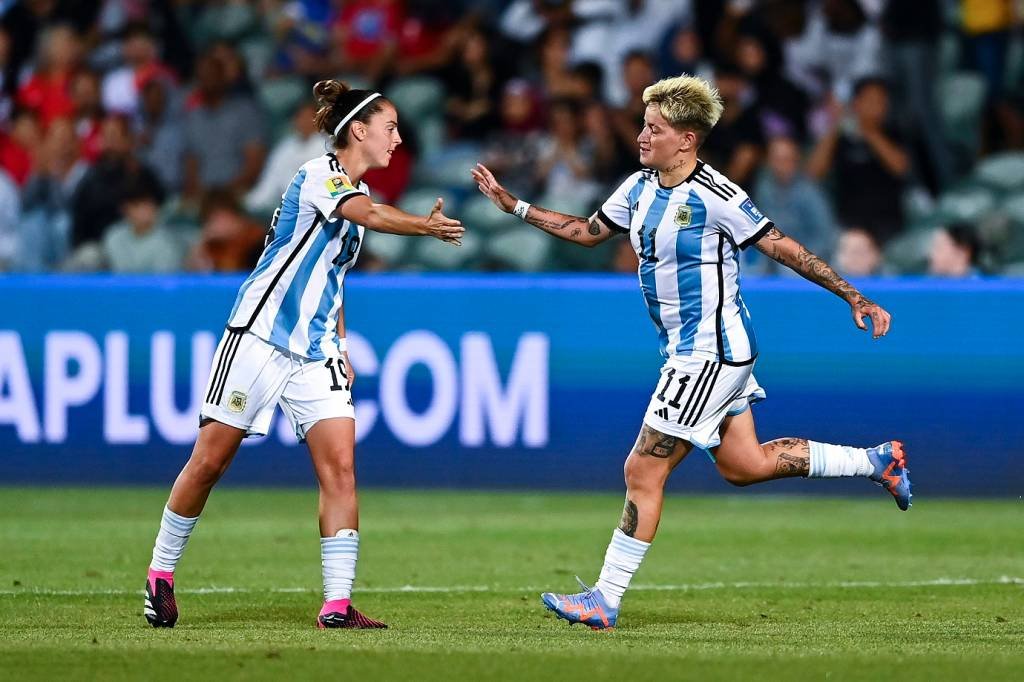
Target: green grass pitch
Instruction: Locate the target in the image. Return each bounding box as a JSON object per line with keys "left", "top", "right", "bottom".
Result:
{"left": 1, "top": 487, "right": 1022, "bottom": 681}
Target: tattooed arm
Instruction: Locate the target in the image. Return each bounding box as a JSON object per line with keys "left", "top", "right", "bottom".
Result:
{"left": 754, "top": 225, "right": 892, "bottom": 338}
{"left": 470, "top": 163, "right": 619, "bottom": 247}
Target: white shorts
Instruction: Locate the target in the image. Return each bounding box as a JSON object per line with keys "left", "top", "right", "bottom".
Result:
{"left": 200, "top": 330, "right": 355, "bottom": 441}
{"left": 643, "top": 355, "right": 766, "bottom": 451}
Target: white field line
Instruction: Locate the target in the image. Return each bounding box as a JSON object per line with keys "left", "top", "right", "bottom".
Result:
{"left": 0, "top": 577, "right": 1021, "bottom": 598}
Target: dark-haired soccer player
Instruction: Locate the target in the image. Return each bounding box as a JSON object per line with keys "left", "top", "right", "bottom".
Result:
{"left": 472, "top": 74, "right": 911, "bottom": 630}
{"left": 142, "top": 79, "right": 463, "bottom": 630}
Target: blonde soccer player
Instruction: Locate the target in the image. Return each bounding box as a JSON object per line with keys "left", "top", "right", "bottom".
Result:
{"left": 143, "top": 80, "right": 463, "bottom": 629}
{"left": 471, "top": 75, "right": 910, "bottom": 630}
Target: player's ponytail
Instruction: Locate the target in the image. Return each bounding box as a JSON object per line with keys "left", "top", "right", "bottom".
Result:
{"left": 312, "top": 79, "right": 391, "bottom": 149}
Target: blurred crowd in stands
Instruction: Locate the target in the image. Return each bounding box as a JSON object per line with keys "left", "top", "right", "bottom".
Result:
{"left": 0, "top": 0, "right": 1022, "bottom": 276}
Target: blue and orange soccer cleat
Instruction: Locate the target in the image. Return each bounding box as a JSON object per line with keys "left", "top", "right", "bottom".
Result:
{"left": 541, "top": 577, "right": 618, "bottom": 630}
{"left": 144, "top": 569, "right": 178, "bottom": 628}
{"left": 867, "top": 440, "right": 913, "bottom": 511}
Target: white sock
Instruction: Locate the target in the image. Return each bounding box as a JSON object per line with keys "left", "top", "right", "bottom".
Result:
{"left": 321, "top": 529, "right": 359, "bottom": 602}
{"left": 807, "top": 441, "right": 874, "bottom": 478}
{"left": 150, "top": 505, "right": 199, "bottom": 573}
{"left": 594, "top": 529, "right": 651, "bottom": 608}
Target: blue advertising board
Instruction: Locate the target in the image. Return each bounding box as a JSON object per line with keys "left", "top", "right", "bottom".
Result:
{"left": 0, "top": 274, "right": 1021, "bottom": 496}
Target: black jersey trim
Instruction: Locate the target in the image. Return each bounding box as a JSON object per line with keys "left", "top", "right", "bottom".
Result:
{"left": 229, "top": 213, "right": 325, "bottom": 332}
{"left": 206, "top": 330, "right": 242, "bottom": 405}
{"left": 658, "top": 160, "right": 705, "bottom": 189}
{"left": 596, "top": 208, "right": 629, "bottom": 233}
{"left": 688, "top": 361, "right": 724, "bottom": 426}
{"left": 714, "top": 233, "right": 758, "bottom": 366}
{"left": 739, "top": 221, "right": 774, "bottom": 251}
{"left": 695, "top": 168, "right": 738, "bottom": 201}
{"left": 333, "top": 190, "right": 368, "bottom": 221}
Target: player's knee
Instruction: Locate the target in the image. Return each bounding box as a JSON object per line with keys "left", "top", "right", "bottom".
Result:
{"left": 623, "top": 454, "right": 664, "bottom": 493}
{"left": 317, "top": 453, "right": 355, "bottom": 492}
{"left": 188, "top": 451, "right": 231, "bottom": 487}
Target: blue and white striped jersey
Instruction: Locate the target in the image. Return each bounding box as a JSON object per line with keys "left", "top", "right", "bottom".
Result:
{"left": 226, "top": 153, "right": 368, "bottom": 360}
{"left": 599, "top": 161, "right": 773, "bottom": 365}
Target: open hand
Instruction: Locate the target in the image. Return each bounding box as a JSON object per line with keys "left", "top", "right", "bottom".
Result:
{"left": 851, "top": 296, "right": 891, "bottom": 339}
{"left": 471, "top": 163, "right": 516, "bottom": 213}
{"left": 426, "top": 197, "right": 464, "bottom": 245}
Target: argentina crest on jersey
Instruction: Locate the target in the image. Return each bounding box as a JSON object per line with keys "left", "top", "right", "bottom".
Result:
{"left": 674, "top": 205, "right": 692, "bottom": 227}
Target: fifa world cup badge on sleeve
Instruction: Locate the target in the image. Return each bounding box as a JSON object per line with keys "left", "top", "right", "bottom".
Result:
{"left": 325, "top": 175, "right": 354, "bottom": 198}
{"left": 227, "top": 391, "right": 247, "bottom": 413}
{"left": 740, "top": 198, "right": 764, "bottom": 224}
{"left": 674, "top": 205, "right": 692, "bottom": 227}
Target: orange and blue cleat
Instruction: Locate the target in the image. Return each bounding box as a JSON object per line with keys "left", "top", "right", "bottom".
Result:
{"left": 541, "top": 577, "right": 618, "bottom": 630}
{"left": 867, "top": 440, "right": 913, "bottom": 511}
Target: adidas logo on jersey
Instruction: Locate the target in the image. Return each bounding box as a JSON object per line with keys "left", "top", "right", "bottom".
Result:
{"left": 654, "top": 407, "right": 670, "bottom": 421}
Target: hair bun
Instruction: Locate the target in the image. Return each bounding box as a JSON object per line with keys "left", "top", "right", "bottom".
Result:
{"left": 313, "top": 79, "right": 350, "bottom": 108}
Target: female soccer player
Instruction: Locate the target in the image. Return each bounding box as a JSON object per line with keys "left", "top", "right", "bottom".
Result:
{"left": 471, "top": 75, "right": 911, "bottom": 630}
{"left": 143, "top": 80, "right": 463, "bottom": 629}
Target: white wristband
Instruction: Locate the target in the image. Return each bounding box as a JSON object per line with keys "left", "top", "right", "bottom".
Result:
{"left": 337, "top": 338, "right": 348, "bottom": 352}
{"left": 512, "top": 200, "right": 531, "bottom": 220}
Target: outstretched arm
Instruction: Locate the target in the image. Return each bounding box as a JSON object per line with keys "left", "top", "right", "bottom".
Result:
{"left": 338, "top": 194, "right": 464, "bottom": 244}
{"left": 471, "top": 163, "right": 619, "bottom": 247}
{"left": 755, "top": 225, "right": 892, "bottom": 338}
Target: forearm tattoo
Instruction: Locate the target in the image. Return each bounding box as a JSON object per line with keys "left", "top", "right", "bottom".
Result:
{"left": 756, "top": 226, "right": 863, "bottom": 302}
{"left": 525, "top": 206, "right": 603, "bottom": 243}
{"left": 633, "top": 424, "right": 679, "bottom": 459}
{"left": 618, "top": 498, "right": 639, "bottom": 537}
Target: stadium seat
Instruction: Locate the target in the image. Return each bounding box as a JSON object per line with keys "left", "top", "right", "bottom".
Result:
{"left": 939, "top": 71, "right": 987, "bottom": 155}
{"left": 413, "top": 144, "right": 483, "bottom": 191}
{"left": 398, "top": 187, "right": 459, "bottom": 218}
{"left": 484, "top": 227, "right": 553, "bottom": 271}
{"left": 410, "top": 229, "right": 482, "bottom": 270}
{"left": 936, "top": 185, "right": 998, "bottom": 223}
{"left": 258, "top": 77, "right": 307, "bottom": 134}
{"left": 238, "top": 37, "right": 273, "bottom": 83}
{"left": 883, "top": 226, "right": 934, "bottom": 274}
{"left": 973, "top": 152, "right": 1024, "bottom": 193}
{"left": 386, "top": 77, "right": 446, "bottom": 123}
{"left": 416, "top": 116, "right": 447, "bottom": 158}
{"left": 361, "top": 230, "right": 408, "bottom": 267}
{"left": 460, "top": 194, "right": 520, "bottom": 235}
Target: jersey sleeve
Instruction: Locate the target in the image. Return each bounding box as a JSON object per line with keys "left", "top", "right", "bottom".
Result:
{"left": 303, "top": 163, "right": 369, "bottom": 219}
{"left": 716, "top": 188, "right": 774, "bottom": 250}
{"left": 596, "top": 172, "right": 640, "bottom": 234}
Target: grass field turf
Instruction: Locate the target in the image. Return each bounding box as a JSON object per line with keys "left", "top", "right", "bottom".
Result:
{"left": 1, "top": 488, "right": 1022, "bottom": 681}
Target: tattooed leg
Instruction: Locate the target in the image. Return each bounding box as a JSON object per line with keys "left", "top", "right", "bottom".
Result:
{"left": 620, "top": 424, "right": 691, "bottom": 542}
{"left": 763, "top": 437, "right": 810, "bottom": 479}
{"left": 618, "top": 498, "right": 638, "bottom": 537}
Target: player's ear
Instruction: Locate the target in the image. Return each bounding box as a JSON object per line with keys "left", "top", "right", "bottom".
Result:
{"left": 350, "top": 121, "right": 367, "bottom": 142}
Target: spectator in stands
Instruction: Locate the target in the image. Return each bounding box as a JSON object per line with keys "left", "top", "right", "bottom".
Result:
{"left": 881, "top": 0, "right": 954, "bottom": 192}
{"left": 208, "top": 41, "right": 255, "bottom": 97}
{"left": 807, "top": 77, "right": 909, "bottom": 245}
{"left": 182, "top": 51, "right": 267, "bottom": 203}
{"left": 102, "top": 179, "right": 186, "bottom": 273}
{"left": 18, "top": 118, "right": 86, "bottom": 270}
{"left": 102, "top": 23, "right": 176, "bottom": 116}
{"left": 15, "top": 24, "right": 80, "bottom": 129}
{"left": 701, "top": 63, "right": 763, "bottom": 186}
{"left": 733, "top": 18, "right": 809, "bottom": 142}
{"left": 328, "top": 0, "right": 403, "bottom": 84}
{"left": 70, "top": 69, "right": 104, "bottom": 162}
{"left": 0, "top": 107, "right": 40, "bottom": 186}
{"left": 582, "top": 98, "right": 633, "bottom": 184}
{"left": 137, "top": 75, "right": 184, "bottom": 194}
{"left": 929, "top": 223, "right": 982, "bottom": 278}
{"left": 752, "top": 135, "right": 837, "bottom": 273}
{"left": 610, "top": 51, "right": 655, "bottom": 156}
{"left": 391, "top": 0, "right": 465, "bottom": 79}
{"left": 959, "top": 0, "right": 1024, "bottom": 151}
{"left": 185, "top": 190, "right": 265, "bottom": 273}
{"left": 659, "top": 21, "right": 714, "bottom": 85}
{"left": 534, "top": 25, "right": 578, "bottom": 100}
{"left": 245, "top": 102, "right": 329, "bottom": 217}
{"left": 482, "top": 79, "right": 546, "bottom": 197}
{"left": 444, "top": 24, "right": 504, "bottom": 140}
{"left": 0, "top": 169, "right": 20, "bottom": 270}
{"left": 69, "top": 114, "right": 164, "bottom": 249}
{"left": 535, "top": 98, "right": 599, "bottom": 206}
{"left": 835, "top": 227, "right": 883, "bottom": 277}
{"left": 0, "top": 26, "right": 12, "bottom": 122}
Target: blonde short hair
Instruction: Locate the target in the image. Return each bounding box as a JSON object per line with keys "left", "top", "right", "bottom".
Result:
{"left": 642, "top": 75, "right": 724, "bottom": 141}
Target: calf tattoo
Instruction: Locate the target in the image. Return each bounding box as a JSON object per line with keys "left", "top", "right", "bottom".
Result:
{"left": 768, "top": 437, "right": 810, "bottom": 477}
{"left": 634, "top": 424, "right": 679, "bottom": 459}
{"left": 619, "top": 498, "right": 639, "bottom": 536}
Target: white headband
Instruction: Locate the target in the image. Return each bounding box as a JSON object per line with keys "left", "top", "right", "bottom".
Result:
{"left": 333, "top": 92, "right": 382, "bottom": 137}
